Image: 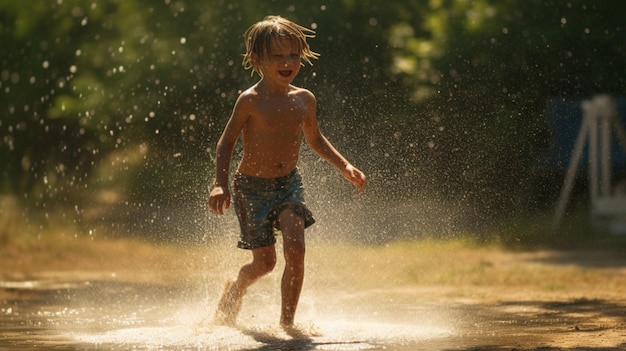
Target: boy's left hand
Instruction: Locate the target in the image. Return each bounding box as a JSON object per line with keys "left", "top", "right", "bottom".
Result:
{"left": 209, "top": 185, "right": 231, "bottom": 215}
{"left": 344, "top": 164, "right": 366, "bottom": 193}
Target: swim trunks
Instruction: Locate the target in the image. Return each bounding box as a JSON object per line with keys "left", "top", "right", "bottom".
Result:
{"left": 233, "top": 168, "right": 315, "bottom": 250}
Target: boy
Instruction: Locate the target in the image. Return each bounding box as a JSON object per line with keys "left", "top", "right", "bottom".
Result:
{"left": 208, "top": 15, "right": 366, "bottom": 328}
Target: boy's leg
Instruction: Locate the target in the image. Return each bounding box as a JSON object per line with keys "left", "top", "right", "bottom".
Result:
{"left": 215, "top": 245, "right": 277, "bottom": 325}
{"left": 278, "top": 209, "right": 306, "bottom": 327}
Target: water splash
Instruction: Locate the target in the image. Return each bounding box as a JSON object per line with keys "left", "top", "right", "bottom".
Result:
{"left": 68, "top": 306, "right": 452, "bottom": 350}
{"left": 0, "top": 244, "right": 454, "bottom": 350}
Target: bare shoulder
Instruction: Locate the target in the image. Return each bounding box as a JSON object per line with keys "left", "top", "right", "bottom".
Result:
{"left": 291, "top": 85, "right": 315, "bottom": 98}
{"left": 290, "top": 85, "right": 316, "bottom": 106}
{"left": 229, "top": 87, "right": 260, "bottom": 121}
{"left": 236, "top": 86, "right": 261, "bottom": 106}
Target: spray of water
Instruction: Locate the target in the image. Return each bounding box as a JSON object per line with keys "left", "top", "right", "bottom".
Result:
{"left": 55, "top": 237, "right": 454, "bottom": 350}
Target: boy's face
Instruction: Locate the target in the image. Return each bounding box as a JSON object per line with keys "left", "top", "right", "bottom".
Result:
{"left": 254, "top": 36, "right": 302, "bottom": 84}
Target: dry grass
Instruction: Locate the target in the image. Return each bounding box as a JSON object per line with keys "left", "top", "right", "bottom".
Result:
{"left": 3, "top": 225, "right": 626, "bottom": 298}
{"left": 305, "top": 239, "right": 626, "bottom": 303}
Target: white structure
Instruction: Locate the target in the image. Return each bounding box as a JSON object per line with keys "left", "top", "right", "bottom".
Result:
{"left": 553, "top": 94, "right": 626, "bottom": 234}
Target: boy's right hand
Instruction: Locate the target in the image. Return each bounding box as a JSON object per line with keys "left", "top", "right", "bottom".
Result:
{"left": 209, "top": 186, "right": 230, "bottom": 215}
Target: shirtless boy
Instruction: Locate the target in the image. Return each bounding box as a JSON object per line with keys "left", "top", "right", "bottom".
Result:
{"left": 208, "top": 15, "right": 366, "bottom": 328}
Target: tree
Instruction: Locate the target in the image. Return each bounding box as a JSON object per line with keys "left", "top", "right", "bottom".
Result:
{"left": 389, "top": 0, "right": 626, "bottom": 218}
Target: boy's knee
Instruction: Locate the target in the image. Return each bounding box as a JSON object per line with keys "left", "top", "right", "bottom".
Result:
{"left": 251, "top": 245, "right": 277, "bottom": 275}
{"left": 256, "top": 253, "right": 277, "bottom": 274}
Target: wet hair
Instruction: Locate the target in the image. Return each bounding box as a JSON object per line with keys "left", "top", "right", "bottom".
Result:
{"left": 242, "top": 15, "right": 319, "bottom": 76}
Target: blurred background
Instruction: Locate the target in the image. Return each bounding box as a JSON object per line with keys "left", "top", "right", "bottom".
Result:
{"left": 2, "top": 0, "right": 626, "bottom": 247}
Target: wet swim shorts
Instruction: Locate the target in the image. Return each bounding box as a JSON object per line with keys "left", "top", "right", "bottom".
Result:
{"left": 233, "top": 168, "right": 315, "bottom": 250}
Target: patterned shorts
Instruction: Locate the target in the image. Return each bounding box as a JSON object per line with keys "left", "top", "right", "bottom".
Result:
{"left": 233, "top": 168, "right": 315, "bottom": 250}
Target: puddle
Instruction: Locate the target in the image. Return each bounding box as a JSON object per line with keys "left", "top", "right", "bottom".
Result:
{"left": 0, "top": 277, "right": 454, "bottom": 350}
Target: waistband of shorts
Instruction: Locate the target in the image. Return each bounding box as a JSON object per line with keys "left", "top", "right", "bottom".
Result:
{"left": 234, "top": 168, "right": 299, "bottom": 185}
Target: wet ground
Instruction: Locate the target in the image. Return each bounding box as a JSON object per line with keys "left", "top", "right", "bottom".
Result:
{"left": 1, "top": 239, "right": 626, "bottom": 350}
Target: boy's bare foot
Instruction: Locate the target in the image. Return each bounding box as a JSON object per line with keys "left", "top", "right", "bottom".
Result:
{"left": 214, "top": 280, "right": 243, "bottom": 326}
{"left": 281, "top": 322, "right": 323, "bottom": 339}
{"left": 280, "top": 321, "right": 323, "bottom": 339}
{"left": 281, "top": 323, "right": 306, "bottom": 339}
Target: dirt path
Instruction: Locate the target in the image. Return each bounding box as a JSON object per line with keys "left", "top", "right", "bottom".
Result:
{"left": 1, "top": 239, "right": 625, "bottom": 350}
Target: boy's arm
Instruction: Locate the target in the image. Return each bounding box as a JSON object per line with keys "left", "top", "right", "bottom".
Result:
{"left": 209, "top": 94, "right": 252, "bottom": 214}
{"left": 302, "top": 93, "right": 366, "bottom": 193}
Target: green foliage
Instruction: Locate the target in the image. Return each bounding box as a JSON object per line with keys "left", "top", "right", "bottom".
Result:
{"left": 390, "top": 0, "right": 626, "bottom": 215}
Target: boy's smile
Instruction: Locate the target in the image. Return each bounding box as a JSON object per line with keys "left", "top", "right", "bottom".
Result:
{"left": 279, "top": 69, "right": 294, "bottom": 77}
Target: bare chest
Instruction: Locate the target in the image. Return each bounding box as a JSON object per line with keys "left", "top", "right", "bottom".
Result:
{"left": 249, "top": 96, "right": 307, "bottom": 133}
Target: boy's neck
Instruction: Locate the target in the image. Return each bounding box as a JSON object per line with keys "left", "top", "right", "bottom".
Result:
{"left": 257, "top": 79, "right": 291, "bottom": 95}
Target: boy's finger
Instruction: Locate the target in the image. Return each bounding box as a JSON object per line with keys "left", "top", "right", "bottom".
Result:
{"left": 354, "top": 180, "right": 365, "bottom": 193}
